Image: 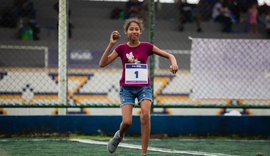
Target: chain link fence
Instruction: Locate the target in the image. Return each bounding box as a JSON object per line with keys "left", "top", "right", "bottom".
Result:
{"left": 0, "top": 0, "right": 270, "bottom": 115}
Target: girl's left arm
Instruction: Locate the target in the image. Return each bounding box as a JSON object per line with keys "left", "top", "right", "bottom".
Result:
{"left": 152, "top": 46, "right": 178, "bottom": 74}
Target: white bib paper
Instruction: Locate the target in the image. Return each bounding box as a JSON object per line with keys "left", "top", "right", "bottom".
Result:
{"left": 125, "top": 64, "right": 148, "bottom": 84}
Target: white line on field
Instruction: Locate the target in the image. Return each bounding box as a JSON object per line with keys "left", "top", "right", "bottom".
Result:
{"left": 148, "top": 139, "right": 270, "bottom": 143}
{"left": 70, "top": 139, "right": 239, "bottom": 156}
{"left": 0, "top": 139, "right": 68, "bottom": 142}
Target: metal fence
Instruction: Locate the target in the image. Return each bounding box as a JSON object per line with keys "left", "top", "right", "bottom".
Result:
{"left": 0, "top": 0, "right": 270, "bottom": 113}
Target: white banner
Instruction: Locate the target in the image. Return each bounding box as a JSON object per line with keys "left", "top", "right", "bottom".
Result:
{"left": 191, "top": 39, "right": 270, "bottom": 100}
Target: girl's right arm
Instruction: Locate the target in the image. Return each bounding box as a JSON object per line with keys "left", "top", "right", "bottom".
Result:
{"left": 99, "top": 31, "right": 120, "bottom": 67}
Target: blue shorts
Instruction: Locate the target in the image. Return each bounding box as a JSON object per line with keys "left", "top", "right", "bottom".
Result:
{"left": 119, "top": 86, "right": 152, "bottom": 107}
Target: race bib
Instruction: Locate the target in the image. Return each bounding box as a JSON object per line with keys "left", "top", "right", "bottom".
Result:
{"left": 125, "top": 64, "right": 148, "bottom": 84}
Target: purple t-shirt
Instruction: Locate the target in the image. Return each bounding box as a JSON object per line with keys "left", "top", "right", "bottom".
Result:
{"left": 115, "top": 42, "right": 154, "bottom": 87}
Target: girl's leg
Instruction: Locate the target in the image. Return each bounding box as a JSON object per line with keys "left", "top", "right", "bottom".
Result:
{"left": 251, "top": 25, "right": 255, "bottom": 33}
{"left": 140, "top": 99, "right": 151, "bottom": 155}
{"left": 107, "top": 104, "right": 133, "bottom": 153}
{"left": 248, "top": 24, "right": 253, "bottom": 33}
{"left": 119, "top": 104, "right": 133, "bottom": 137}
{"left": 255, "top": 24, "right": 258, "bottom": 34}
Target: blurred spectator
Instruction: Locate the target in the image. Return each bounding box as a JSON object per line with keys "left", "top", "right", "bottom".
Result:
{"left": 227, "top": 0, "right": 241, "bottom": 21}
{"left": 124, "top": 0, "right": 147, "bottom": 21}
{"left": 53, "top": 1, "right": 74, "bottom": 40}
{"left": 19, "top": 19, "right": 34, "bottom": 40}
{"left": 266, "top": 10, "right": 270, "bottom": 35}
{"left": 247, "top": 3, "right": 258, "bottom": 34}
{"left": 13, "top": 0, "right": 40, "bottom": 40}
{"left": 17, "top": 17, "right": 40, "bottom": 40}
{"left": 175, "top": 0, "right": 202, "bottom": 32}
{"left": 212, "top": 0, "right": 232, "bottom": 33}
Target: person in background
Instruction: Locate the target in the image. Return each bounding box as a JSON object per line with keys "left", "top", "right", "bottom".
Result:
{"left": 124, "top": 0, "right": 147, "bottom": 21}
{"left": 14, "top": 0, "right": 40, "bottom": 40}
{"left": 212, "top": 0, "right": 232, "bottom": 33}
{"left": 175, "top": 0, "right": 202, "bottom": 32}
{"left": 227, "top": 0, "right": 241, "bottom": 22}
{"left": 248, "top": 3, "right": 259, "bottom": 34}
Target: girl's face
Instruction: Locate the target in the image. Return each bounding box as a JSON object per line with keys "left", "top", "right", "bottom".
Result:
{"left": 125, "top": 22, "right": 142, "bottom": 41}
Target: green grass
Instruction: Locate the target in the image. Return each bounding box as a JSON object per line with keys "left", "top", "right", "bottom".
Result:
{"left": 0, "top": 137, "right": 269, "bottom": 156}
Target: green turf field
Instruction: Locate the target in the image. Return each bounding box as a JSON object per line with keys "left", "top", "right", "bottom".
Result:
{"left": 0, "top": 138, "right": 269, "bottom": 156}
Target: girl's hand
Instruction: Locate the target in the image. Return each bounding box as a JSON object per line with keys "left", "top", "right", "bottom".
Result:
{"left": 110, "top": 31, "right": 120, "bottom": 44}
{"left": 170, "top": 64, "right": 178, "bottom": 74}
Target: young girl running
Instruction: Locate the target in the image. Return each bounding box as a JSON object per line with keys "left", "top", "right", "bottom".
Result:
{"left": 99, "top": 18, "right": 178, "bottom": 156}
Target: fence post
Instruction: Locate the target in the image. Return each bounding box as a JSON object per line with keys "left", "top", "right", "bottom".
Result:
{"left": 149, "top": 0, "right": 155, "bottom": 114}
{"left": 58, "top": 0, "right": 69, "bottom": 115}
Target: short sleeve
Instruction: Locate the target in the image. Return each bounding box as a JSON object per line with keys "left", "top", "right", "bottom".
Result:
{"left": 114, "top": 44, "right": 123, "bottom": 56}
{"left": 147, "top": 42, "right": 154, "bottom": 56}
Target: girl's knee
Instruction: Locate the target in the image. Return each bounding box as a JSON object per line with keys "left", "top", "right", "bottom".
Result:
{"left": 122, "top": 120, "right": 132, "bottom": 128}
{"left": 140, "top": 111, "right": 150, "bottom": 124}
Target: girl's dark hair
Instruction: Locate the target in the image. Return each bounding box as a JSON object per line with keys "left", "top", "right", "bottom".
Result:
{"left": 123, "top": 18, "right": 144, "bottom": 32}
